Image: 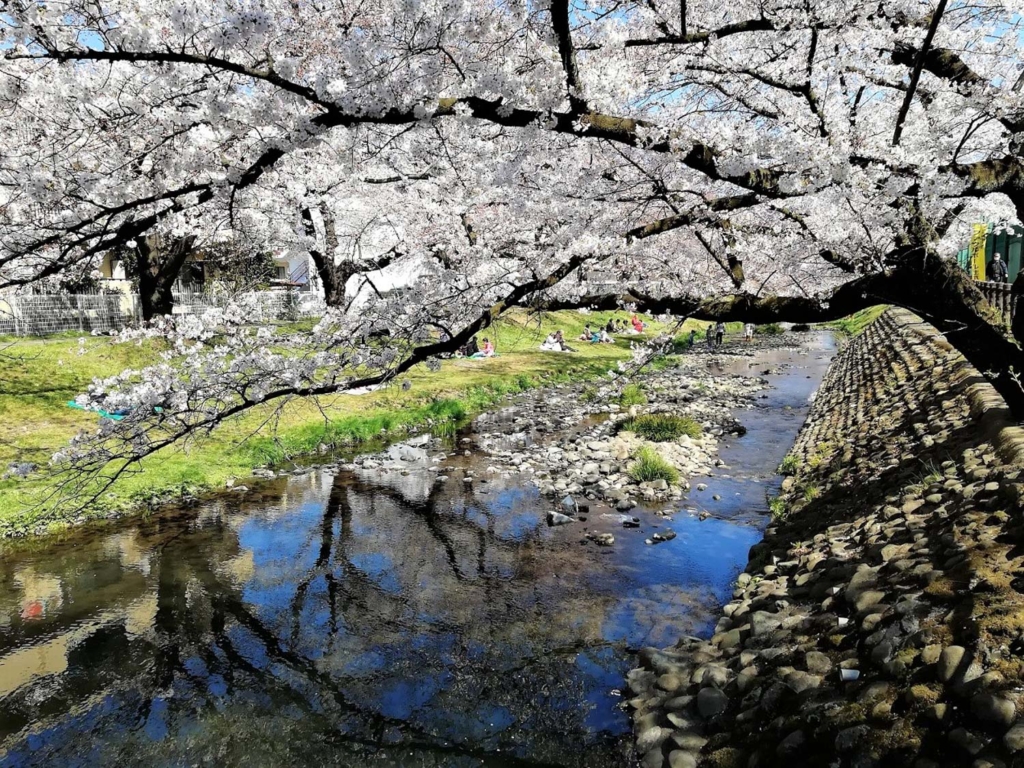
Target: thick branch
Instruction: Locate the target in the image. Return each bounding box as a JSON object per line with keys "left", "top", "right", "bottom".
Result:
{"left": 550, "top": 0, "right": 587, "bottom": 113}
{"left": 624, "top": 17, "right": 774, "bottom": 47}
{"left": 624, "top": 193, "right": 760, "bottom": 241}
{"left": 892, "top": 0, "right": 949, "bottom": 146}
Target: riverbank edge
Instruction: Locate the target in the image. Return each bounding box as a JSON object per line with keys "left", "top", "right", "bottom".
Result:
{"left": 3, "top": 309, "right": 688, "bottom": 539}
{"left": 626, "top": 308, "right": 1024, "bottom": 768}
{"left": 2, "top": 359, "right": 639, "bottom": 541}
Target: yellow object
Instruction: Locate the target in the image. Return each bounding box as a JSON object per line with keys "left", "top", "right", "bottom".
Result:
{"left": 969, "top": 223, "right": 988, "bottom": 281}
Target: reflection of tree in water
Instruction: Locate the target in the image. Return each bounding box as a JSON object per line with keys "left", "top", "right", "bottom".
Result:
{"left": 0, "top": 469, "right": 711, "bottom": 767}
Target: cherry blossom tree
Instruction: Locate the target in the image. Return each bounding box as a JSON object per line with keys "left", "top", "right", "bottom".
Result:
{"left": 1, "top": 0, "right": 1023, "bottom": 500}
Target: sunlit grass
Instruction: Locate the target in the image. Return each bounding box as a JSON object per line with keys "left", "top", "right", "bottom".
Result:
{"left": 0, "top": 309, "right": 674, "bottom": 533}
{"left": 617, "top": 383, "right": 648, "bottom": 407}
{"left": 628, "top": 445, "right": 680, "bottom": 485}
{"left": 824, "top": 306, "right": 887, "bottom": 337}
{"left": 617, "top": 413, "right": 700, "bottom": 442}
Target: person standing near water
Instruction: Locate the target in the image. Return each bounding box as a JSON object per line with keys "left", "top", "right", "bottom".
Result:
{"left": 744, "top": 323, "right": 755, "bottom": 342}
{"left": 705, "top": 324, "right": 714, "bottom": 348}
{"left": 715, "top": 322, "right": 726, "bottom": 347}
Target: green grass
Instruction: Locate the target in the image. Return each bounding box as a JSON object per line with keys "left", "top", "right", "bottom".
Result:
{"left": 756, "top": 323, "right": 785, "bottom": 335}
{"left": 617, "top": 413, "right": 701, "bottom": 442}
{"left": 627, "top": 445, "right": 680, "bottom": 485}
{"left": 778, "top": 454, "right": 799, "bottom": 475}
{"left": 617, "top": 383, "right": 648, "bottom": 407}
{"left": 768, "top": 494, "right": 787, "bottom": 520}
{"left": 824, "top": 306, "right": 887, "bottom": 337}
{"left": 0, "top": 309, "right": 672, "bottom": 536}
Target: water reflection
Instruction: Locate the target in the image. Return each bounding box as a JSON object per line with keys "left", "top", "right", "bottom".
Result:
{"left": 0, "top": 336, "right": 833, "bottom": 767}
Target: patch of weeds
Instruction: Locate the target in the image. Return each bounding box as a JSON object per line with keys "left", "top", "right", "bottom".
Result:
{"left": 778, "top": 454, "right": 799, "bottom": 475}
{"left": 756, "top": 323, "right": 785, "bottom": 335}
{"left": 618, "top": 383, "right": 648, "bottom": 407}
{"left": 915, "top": 458, "right": 944, "bottom": 486}
{"left": 617, "top": 413, "right": 701, "bottom": 442}
{"left": 803, "top": 484, "right": 821, "bottom": 501}
{"left": 648, "top": 355, "right": 679, "bottom": 372}
{"left": 628, "top": 445, "right": 680, "bottom": 485}
{"left": 768, "top": 494, "right": 788, "bottom": 519}
{"left": 579, "top": 386, "right": 599, "bottom": 404}
{"left": 806, "top": 441, "right": 835, "bottom": 469}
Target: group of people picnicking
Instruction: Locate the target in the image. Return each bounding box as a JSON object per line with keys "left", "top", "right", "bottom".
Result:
{"left": 456, "top": 315, "right": 759, "bottom": 361}
{"left": 539, "top": 314, "right": 647, "bottom": 353}
{"left": 454, "top": 336, "right": 496, "bottom": 359}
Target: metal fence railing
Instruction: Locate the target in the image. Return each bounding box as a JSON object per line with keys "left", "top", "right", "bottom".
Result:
{"left": 0, "top": 293, "right": 138, "bottom": 336}
{"left": 976, "top": 280, "right": 1014, "bottom": 329}
{"left": 0, "top": 289, "right": 326, "bottom": 337}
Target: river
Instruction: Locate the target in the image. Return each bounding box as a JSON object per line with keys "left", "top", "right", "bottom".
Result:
{"left": 0, "top": 334, "right": 836, "bottom": 767}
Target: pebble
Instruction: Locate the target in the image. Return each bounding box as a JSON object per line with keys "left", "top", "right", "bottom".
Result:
{"left": 1003, "top": 722, "right": 1024, "bottom": 752}
{"left": 622, "top": 316, "right": 1024, "bottom": 767}
{"left": 938, "top": 646, "right": 967, "bottom": 683}
{"left": 971, "top": 693, "right": 1016, "bottom": 728}
{"left": 696, "top": 686, "right": 729, "bottom": 718}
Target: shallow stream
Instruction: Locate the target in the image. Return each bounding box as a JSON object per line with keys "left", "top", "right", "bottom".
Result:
{"left": 0, "top": 334, "right": 835, "bottom": 767}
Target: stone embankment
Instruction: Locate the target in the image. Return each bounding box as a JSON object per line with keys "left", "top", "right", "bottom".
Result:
{"left": 627, "top": 309, "right": 1024, "bottom": 768}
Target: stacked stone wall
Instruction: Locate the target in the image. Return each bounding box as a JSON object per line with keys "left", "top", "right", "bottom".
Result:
{"left": 627, "top": 308, "right": 1024, "bottom": 768}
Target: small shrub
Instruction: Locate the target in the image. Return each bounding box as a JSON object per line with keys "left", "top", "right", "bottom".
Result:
{"left": 778, "top": 454, "right": 799, "bottom": 475}
{"left": 768, "top": 495, "right": 787, "bottom": 519}
{"left": 618, "top": 383, "right": 648, "bottom": 406}
{"left": 803, "top": 484, "right": 821, "bottom": 501}
{"left": 791, "top": 323, "right": 811, "bottom": 332}
{"left": 617, "top": 413, "right": 701, "bottom": 442}
{"left": 757, "top": 323, "right": 785, "bottom": 335}
{"left": 628, "top": 446, "right": 680, "bottom": 485}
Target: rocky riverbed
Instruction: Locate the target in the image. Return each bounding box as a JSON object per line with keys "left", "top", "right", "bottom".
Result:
{"left": 626, "top": 310, "right": 1024, "bottom": 768}
{"left": 334, "top": 334, "right": 812, "bottom": 549}
{"left": 0, "top": 330, "right": 839, "bottom": 768}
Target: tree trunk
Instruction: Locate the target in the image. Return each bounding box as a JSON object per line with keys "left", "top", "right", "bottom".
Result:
{"left": 135, "top": 235, "right": 196, "bottom": 321}
{"left": 540, "top": 256, "right": 1024, "bottom": 417}
{"left": 870, "top": 255, "right": 1024, "bottom": 417}
{"left": 301, "top": 205, "right": 344, "bottom": 306}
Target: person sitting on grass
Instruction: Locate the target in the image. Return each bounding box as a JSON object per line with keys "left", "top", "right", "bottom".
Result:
{"left": 469, "top": 338, "right": 495, "bottom": 358}
{"left": 600, "top": 328, "right": 614, "bottom": 343}
{"left": 578, "top": 324, "right": 592, "bottom": 342}
{"left": 458, "top": 336, "right": 479, "bottom": 357}
{"left": 555, "top": 330, "right": 576, "bottom": 352}
{"left": 541, "top": 333, "right": 562, "bottom": 351}
{"left": 630, "top": 314, "right": 644, "bottom": 334}
{"left": 605, "top": 318, "right": 616, "bottom": 334}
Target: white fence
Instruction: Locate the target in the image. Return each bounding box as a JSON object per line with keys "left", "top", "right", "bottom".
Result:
{"left": 0, "top": 289, "right": 326, "bottom": 337}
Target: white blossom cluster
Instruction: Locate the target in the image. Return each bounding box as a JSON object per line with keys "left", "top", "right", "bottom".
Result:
{"left": 0, "top": 0, "right": 1021, "bottom": 498}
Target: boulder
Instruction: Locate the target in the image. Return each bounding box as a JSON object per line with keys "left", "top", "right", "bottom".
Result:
{"left": 696, "top": 686, "right": 729, "bottom": 718}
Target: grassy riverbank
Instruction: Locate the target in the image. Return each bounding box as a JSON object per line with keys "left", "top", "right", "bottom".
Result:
{"left": 824, "top": 305, "right": 887, "bottom": 336}
{"left": 0, "top": 310, "right": 690, "bottom": 536}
